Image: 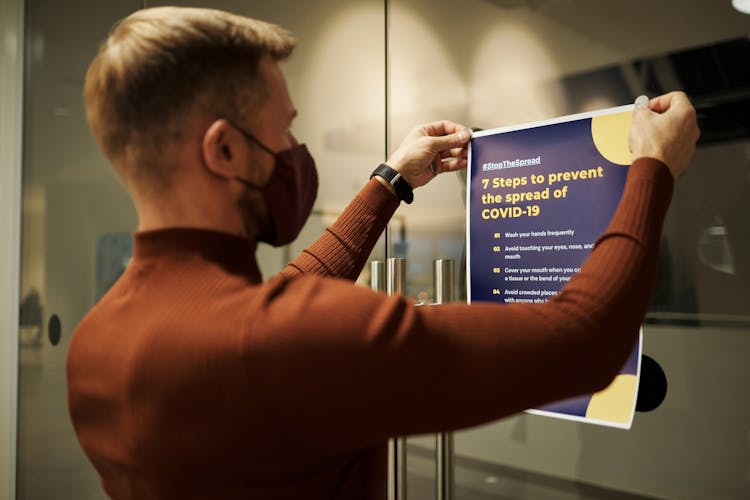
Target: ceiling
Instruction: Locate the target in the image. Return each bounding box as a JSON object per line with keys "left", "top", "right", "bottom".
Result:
{"left": 483, "top": 0, "right": 750, "bottom": 143}
{"left": 484, "top": 0, "right": 750, "bottom": 56}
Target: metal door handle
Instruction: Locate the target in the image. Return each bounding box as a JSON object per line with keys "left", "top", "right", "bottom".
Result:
{"left": 434, "top": 259, "right": 455, "bottom": 500}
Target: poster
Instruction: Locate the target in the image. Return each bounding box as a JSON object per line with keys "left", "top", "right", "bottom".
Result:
{"left": 466, "top": 105, "right": 641, "bottom": 429}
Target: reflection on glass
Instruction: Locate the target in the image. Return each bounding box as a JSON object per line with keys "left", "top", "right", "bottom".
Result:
{"left": 698, "top": 215, "right": 735, "bottom": 275}
{"left": 18, "top": 288, "right": 43, "bottom": 349}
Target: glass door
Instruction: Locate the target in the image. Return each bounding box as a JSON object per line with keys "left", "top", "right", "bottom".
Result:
{"left": 18, "top": 2, "right": 144, "bottom": 497}
{"left": 17, "top": 0, "right": 385, "bottom": 498}
{"left": 386, "top": 0, "right": 750, "bottom": 499}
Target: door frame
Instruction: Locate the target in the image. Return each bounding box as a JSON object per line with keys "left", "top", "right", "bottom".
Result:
{"left": 0, "top": 0, "right": 24, "bottom": 497}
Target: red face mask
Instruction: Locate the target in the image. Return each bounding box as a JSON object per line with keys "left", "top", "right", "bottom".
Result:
{"left": 233, "top": 127, "right": 319, "bottom": 246}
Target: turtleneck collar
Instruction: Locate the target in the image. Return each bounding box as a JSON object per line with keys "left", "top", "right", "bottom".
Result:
{"left": 133, "top": 228, "right": 262, "bottom": 280}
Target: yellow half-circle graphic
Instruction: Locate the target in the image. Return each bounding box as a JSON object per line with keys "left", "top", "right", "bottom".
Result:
{"left": 585, "top": 374, "right": 637, "bottom": 424}
{"left": 591, "top": 111, "right": 633, "bottom": 166}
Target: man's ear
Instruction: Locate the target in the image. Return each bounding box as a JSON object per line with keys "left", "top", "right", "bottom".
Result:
{"left": 201, "top": 119, "right": 248, "bottom": 180}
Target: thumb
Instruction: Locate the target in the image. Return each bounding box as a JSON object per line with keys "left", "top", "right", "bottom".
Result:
{"left": 633, "top": 94, "right": 651, "bottom": 115}
{"left": 631, "top": 95, "right": 655, "bottom": 129}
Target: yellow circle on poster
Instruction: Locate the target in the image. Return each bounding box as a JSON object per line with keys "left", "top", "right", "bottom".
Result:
{"left": 585, "top": 374, "right": 637, "bottom": 424}
{"left": 591, "top": 111, "right": 633, "bottom": 166}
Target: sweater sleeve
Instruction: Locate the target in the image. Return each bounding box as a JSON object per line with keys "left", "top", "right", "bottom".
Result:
{"left": 242, "top": 157, "right": 673, "bottom": 456}
{"left": 280, "top": 178, "right": 399, "bottom": 280}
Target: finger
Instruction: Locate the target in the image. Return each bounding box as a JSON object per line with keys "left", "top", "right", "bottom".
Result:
{"left": 437, "top": 146, "right": 468, "bottom": 162}
{"left": 649, "top": 91, "right": 690, "bottom": 114}
{"left": 634, "top": 95, "right": 650, "bottom": 109}
{"left": 430, "top": 156, "right": 441, "bottom": 175}
{"left": 438, "top": 157, "right": 468, "bottom": 172}
{"left": 424, "top": 120, "right": 467, "bottom": 137}
{"left": 423, "top": 122, "right": 472, "bottom": 147}
{"left": 632, "top": 95, "right": 652, "bottom": 118}
{"left": 423, "top": 131, "right": 470, "bottom": 154}
{"left": 443, "top": 146, "right": 469, "bottom": 159}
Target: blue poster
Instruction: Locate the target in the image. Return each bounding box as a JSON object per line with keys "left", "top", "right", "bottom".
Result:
{"left": 466, "top": 105, "right": 641, "bottom": 429}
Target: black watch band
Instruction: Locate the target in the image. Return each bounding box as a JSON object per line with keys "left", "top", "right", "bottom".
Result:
{"left": 370, "top": 164, "right": 414, "bottom": 204}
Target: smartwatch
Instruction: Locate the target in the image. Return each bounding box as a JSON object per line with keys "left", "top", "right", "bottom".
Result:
{"left": 370, "top": 164, "right": 414, "bottom": 204}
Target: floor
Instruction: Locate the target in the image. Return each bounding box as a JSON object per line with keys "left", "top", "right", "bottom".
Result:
{"left": 406, "top": 444, "right": 661, "bottom": 500}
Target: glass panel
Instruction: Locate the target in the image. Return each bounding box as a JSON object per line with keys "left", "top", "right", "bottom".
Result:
{"left": 18, "top": 2, "right": 143, "bottom": 497}
{"left": 387, "top": 0, "right": 750, "bottom": 499}
{"left": 18, "top": 1, "right": 384, "bottom": 498}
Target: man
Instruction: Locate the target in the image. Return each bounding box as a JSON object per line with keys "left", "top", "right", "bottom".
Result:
{"left": 67, "top": 6, "right": 699, "bottom": 500}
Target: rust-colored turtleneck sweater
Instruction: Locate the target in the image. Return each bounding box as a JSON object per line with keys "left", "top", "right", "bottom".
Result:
{"left": 67, "top": 157, "right": 673, "bottom": 500}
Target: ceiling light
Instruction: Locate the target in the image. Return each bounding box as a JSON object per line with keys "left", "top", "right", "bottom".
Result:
{"left": 732, "top": 0, "right": 750, "bottom": 14}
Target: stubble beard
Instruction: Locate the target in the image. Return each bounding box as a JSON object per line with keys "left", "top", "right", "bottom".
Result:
{"left": 237, "top": 187, "right": 273, "bottom": 242}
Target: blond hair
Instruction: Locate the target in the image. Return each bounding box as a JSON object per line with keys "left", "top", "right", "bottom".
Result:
{"left": 84, "top": 7, "right": 295, "bottom": 185}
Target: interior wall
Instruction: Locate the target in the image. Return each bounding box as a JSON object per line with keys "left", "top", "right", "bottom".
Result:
{"left": 0, "top": 0, "right": 23, "bottom": 497}
{"left": 152, "top": 0, "right": 388, "bottom": 277}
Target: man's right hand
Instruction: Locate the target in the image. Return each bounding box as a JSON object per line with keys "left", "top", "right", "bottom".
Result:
{"left": 386, "top": 120, "right": 471, "bottom": 189}
{"left": 629, "top": 91, "right": 700, "bottom": 179}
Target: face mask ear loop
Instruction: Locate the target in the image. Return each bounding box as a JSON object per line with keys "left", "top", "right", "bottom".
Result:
{"left": 233, "top": 175, "right": 259, "bottom": 189}
{"left": 231, "top": 122, "right": 277, "bottom": 156}
{"left": 229, "top": 121, "right": 276, "bottom": 189}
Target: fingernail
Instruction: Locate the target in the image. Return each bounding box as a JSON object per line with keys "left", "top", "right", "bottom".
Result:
{"left": 457, "top": 130, "right": 470, "bottom": 142}
{"left": 635, "top": 95, "right": 649, "bottom": 109}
